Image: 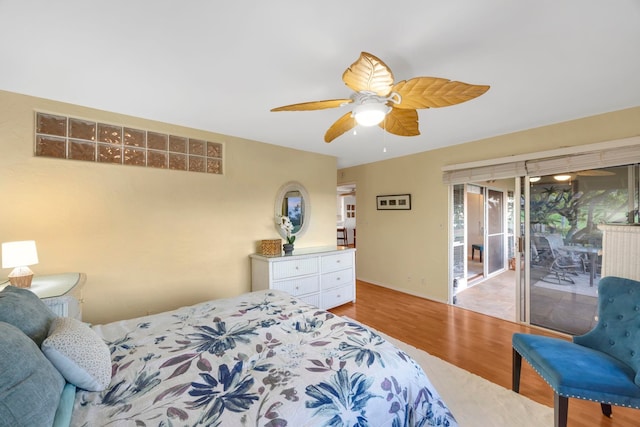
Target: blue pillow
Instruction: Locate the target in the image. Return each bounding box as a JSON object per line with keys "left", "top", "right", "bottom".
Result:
{"left": 0, "top": 285, "right": 56, "bottom": 346}
{"left": 0, "top": 321, "right": 65, "bottom": 427}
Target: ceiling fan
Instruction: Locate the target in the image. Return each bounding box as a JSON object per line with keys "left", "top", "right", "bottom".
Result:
{"left": 271, "top": 52, "right": 490, "bottom": 143}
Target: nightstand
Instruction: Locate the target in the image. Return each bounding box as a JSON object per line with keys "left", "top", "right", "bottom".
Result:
{"left": 29, "top": 273, "right": 86, "bottom": 320}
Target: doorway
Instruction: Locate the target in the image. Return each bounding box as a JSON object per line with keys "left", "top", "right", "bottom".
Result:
{"left": 466, "top": 186, "right": 484, "bottom": 282}
{"left": 337, "top": 184, "right": 356, "bottom": 248}
{"left": 452, "top": 182, "right": 513, "bottom": 320}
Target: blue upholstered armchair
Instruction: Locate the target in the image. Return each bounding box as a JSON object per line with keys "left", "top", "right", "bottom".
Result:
{"left": 512, "top": 276, "right": 640, "bottom": 427}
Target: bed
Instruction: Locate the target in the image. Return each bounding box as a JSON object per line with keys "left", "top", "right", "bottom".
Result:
{"left": 0, "top": 286, "right": 457, "bottom": 427}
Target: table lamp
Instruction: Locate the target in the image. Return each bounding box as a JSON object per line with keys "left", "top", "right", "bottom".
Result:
{"left": 2, "top": 240, "right": 39, "bottom": 288}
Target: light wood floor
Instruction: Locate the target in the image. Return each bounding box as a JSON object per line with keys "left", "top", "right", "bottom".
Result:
{"left": 330, "top": 280, "right": 638, "bottom": 427}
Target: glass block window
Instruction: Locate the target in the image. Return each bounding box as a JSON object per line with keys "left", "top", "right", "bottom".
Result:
{"left": 34, "top": 112, "right": 224, "bottom": 175}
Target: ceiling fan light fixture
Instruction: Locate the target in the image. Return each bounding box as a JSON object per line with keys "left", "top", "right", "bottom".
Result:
{"left": 553, "top": 174, "right": 572, "bottom": 182}
{"left": 353, "top": 102, "right": 389, "bottom": 127}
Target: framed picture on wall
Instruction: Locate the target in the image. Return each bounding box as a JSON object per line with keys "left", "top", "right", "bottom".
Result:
{"left": 376, "top": 194, "right": 411, "bottom": 210}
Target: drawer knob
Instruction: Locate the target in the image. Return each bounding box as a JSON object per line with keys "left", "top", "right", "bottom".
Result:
{"left": 295, "top": 266, "right": 299, "bottom": 270}
{"left": 336, "top": 260, "right": 341, "bottom": 263}
{"left": 295, "top": 286, "right": 299, "bottom": 290}
{"left": 337, "top": 277, "right": 341, "bottom": 281}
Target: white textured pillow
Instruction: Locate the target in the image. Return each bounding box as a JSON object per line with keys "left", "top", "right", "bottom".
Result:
{"left": 41, "top": 317, "right": 112, "bottom": 391}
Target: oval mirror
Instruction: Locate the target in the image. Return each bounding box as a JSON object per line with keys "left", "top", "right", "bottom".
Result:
{"left": 274, "top": 181, "right": 310, "bottom": 239}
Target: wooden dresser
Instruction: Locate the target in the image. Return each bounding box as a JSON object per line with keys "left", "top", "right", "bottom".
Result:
{"left": 250, "top": 247, "right": 356, "bottom": 310}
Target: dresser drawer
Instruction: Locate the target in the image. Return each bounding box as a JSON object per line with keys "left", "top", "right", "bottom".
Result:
{"left": 273, "top": 258, "right": 319, "bottom": 280}
{"left": 273, "top": 276, "right": 320, "bottom": 297}
{"left": 321, "top": 284, "right": 354, "bottom": 309}
{"left": 321, "top": 252, "right": 353, "bottom": 273}
{"left": 321, "top": 268, "right": 353, "bottom": 290}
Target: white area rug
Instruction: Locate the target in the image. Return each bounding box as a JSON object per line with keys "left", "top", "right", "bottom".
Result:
{"left": 378, "top": 332, "right": 554, "bottom": 427}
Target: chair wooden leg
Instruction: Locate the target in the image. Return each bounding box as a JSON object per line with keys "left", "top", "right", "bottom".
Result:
{"left": 512, "top": 348, "right": 522, "bottom": 393}
{"left": 554, "top": 393, "right": 568, "bottom": 427}
{"left": 600, "top": 403, "right": 612, "bottom": 418}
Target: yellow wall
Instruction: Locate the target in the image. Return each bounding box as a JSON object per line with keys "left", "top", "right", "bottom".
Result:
{"left": 0, "top": 90, "right": 337, "bottom": 324}
{"left": 339, "top": 107, "right": 640, "bottom": 303}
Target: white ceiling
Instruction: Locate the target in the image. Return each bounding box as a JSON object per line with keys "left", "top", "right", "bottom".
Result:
{"left": 1, "top": 1, "right": 639, "bottom": 168}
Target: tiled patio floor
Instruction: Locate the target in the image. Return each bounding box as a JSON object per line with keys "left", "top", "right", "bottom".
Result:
{"left": 455, "top": 267, "right": 598, "bottom": 335}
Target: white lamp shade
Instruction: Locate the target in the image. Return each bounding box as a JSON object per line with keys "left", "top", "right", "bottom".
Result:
{"left": 2, "top": 240, "right": 39, "bottom": 269}
{"left": 353, "top": 103, "right": 389, "bottom": 127}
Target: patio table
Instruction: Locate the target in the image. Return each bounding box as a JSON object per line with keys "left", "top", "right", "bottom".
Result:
{"left": 560, "top": 245, "right": 601, "bottom": 286}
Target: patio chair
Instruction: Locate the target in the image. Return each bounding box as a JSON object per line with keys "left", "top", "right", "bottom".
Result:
{"left": 533, "top": 233, "right": 585, "bottom": 285}
{"left": 512, "top": 276, "right": 640, "bottom": 427}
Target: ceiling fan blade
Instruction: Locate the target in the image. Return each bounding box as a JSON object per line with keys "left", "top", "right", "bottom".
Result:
{"left": 380, "top": 108, "right": 420, "bottom": 137}
{"left": 392, "top": 77, "right": 490, "bottom": 109}
{"left": 342, "top": 52, "right": 394, "bottom": 96}
{"left": 271, "top": 99, "right": 352, "bottom": 112}
{"left": 324, "top": 112, "right": 357, "bottom": 143}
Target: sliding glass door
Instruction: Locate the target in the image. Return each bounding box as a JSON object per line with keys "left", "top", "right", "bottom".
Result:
{"left": 486, "top": 189, "right": 506, "bottom": 276}
{"left": 527, "top": 165, "right": 639, "bottom": 334}
{"left": 452, "top": 184, "right": 466, "bottom": 298}
{"left": 450, "top": 162, "right": 639, "bottom": 334}
{"left": 450, "top": 184, "right": 508, "bottom": 303}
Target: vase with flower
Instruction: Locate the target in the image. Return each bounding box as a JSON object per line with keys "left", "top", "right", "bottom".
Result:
{"left": 276, "top": 215, "right": 296, "bottom": 255}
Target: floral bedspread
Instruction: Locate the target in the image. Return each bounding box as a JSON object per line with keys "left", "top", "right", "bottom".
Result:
{"left": 72, "top": 290, "right": 457, "bottom": 427}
